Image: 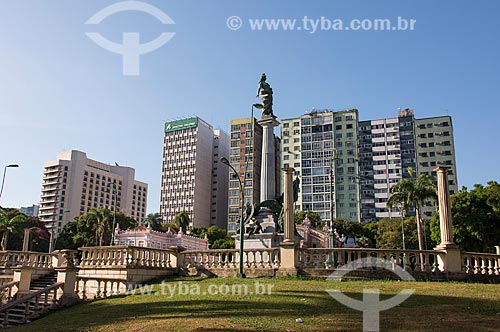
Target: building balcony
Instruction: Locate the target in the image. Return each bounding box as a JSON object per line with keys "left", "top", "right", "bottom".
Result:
{"left": 39, "top": 209, "right": 57, "bottom": 216}
{"left": 43, "top": 174, "right": 61, "bottom": 181}
{"left": 44, "top": 166, "right": 61, "bottom": 174}
{"left": 40, "top": 197, "right": 58, "bottom": 204}
{"left": 41, "top": 191, "right": 58, "bottom": 198}
{"left": 39, "top": 205, "right": 57, "bottom": 211}
{"left": 41, "top": 185, "right": 59, "bottom": 192}
{"left": 43, "top": 179, "right": 61, "bottom": 186}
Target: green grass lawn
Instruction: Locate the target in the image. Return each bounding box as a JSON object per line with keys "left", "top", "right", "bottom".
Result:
{"left": 8, "top": 277, "right": 500, "bottom": 332}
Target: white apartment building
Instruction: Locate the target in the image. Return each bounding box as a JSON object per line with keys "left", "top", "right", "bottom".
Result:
{"left": 160, "top": 117, "right": 229, "bottom": 229}
{"left": 38, "top": 150, "right": 148, "bottom": 233}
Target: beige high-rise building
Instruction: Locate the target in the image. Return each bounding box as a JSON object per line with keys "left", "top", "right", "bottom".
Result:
{"left": 227, "top": 117, "right": 263, "bottom": 234}
{"left": 160, "top": 117, "right": 229, "bottom": 229}
{"left": 38, "top": 150, "right": 148, "bottom": 234}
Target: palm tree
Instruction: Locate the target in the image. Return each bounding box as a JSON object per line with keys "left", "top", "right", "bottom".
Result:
{"left": 145, "top": 212, "right": 162, "bottom": 230}
{"left": 173, "top": 211, "right": 190, "bottom": 233}
{"left": 86, "top": 207, "right": 111, "bottom": 246}
{"left": 387, "top": 167, "right": 437, "bottom": 253}
{"left": 0, "top": 208, "right": 26, "bottom": 250}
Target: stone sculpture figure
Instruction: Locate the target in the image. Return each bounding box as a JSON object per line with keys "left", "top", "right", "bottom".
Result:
{"left": 256, "top": 73, "right": 274, "bottom": 118}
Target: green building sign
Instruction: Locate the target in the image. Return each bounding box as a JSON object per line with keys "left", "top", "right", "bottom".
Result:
{"left": 164, "top": 118, "right": 198, "bottom": 133}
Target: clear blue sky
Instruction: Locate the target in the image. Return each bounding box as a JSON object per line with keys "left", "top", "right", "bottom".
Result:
{"left": 1, "top": 0, "right": 499, "bottom": 213}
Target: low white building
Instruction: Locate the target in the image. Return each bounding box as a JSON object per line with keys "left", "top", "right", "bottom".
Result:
{"left": 115, "top": 224, "right": 209, "bottom": 250}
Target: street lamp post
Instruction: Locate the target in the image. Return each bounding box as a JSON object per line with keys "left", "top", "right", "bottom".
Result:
{"left": 0, "top": 164, "right": 19, "bottom": 200}
{"left": 328, "top": 149, "right": 338, "bottom": 230}
{"left": 220, "top": 157, "right": 246, "bottom": 278}
{"left": 108, "top": 183, "right": 118, "bottom": 246}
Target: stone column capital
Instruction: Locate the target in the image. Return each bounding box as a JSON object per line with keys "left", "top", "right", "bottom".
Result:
{"left": 434, "top": 166, "right": 451, "bottom": 173}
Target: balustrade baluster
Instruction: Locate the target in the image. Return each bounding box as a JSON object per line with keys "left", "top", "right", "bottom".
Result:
{"left": 473, "top": 256, "right": 480, "bottom": 274}
{"left": 487, "top": 258, "right": 494, "bottom": 275}
{"left": 481, "top": 257, "right": 488, "bottom": 275}
{"left": 82, "top": 279, "right": 87, "bottom": 301}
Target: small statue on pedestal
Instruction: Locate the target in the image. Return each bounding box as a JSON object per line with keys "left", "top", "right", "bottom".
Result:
{"left": 256, "top": 73, "right": 275, "bottom": 119}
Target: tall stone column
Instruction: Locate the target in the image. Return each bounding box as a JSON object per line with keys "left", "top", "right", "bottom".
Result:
{"left": 436, "top": 167, "right": 455, "bottom": 245}
{"left": 434, "top": 167, "right": 461, "bottom": 273}
{"left": 282, "top": 168, "right": 295, "bottom": 243}
{"left": 22, "top": 228, "right": 30, "bottom": 251}
{"left": 278, "top": 167, "right": 298, "bottom": 277}
{"left": 258, "top": 117, "right": 280, "bottom": 202}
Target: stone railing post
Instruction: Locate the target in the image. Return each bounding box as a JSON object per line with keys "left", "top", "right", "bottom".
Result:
{"left": 434, "top": 167, "right": 461, "bottom": 273}
{"left": 495, "top": 246, "right": 500, "bottom": 255}
{"left": 51, "top": 250, "right": 65, "bottom": 268}
{"left": 168, "top": 246, "right": 186, "bottom": 270}
{"left": 55, "top": 250, "right": 79, "bottom": 306}
{"left": 277, "top": 167, "right": 298, "bottom": 277}
{"left": 12, "top": 266, "right": 33, "bottom": 297}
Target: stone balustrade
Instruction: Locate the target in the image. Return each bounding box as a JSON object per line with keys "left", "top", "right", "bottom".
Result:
{"left": 0, "top": 281, "right": 19, "bottom": 304}
{"left": 462, "top": 252, "right": 500, "bottom": 275}
{"left": 181, "top": 248, "right": 280, "bottom": 271}
{"left": 76, "top": 276, "right": 127, "bottom": 300}
{"left": 79, "top": 246, "right": 175, "bottom": 268}
{"left": 0, "top": 251, "right": 53, "bottom": 269}
{"left": 297, "top": 248, "right": 442, "bottom": 273}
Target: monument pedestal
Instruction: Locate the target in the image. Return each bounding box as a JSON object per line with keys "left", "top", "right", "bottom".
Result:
{"left": 234, "top": 208, "right": 282, "bottom": 249}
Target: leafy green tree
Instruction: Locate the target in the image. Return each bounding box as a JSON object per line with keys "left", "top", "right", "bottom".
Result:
{"left": 294, "top": 211, "right": 322, "bottom": 228}
{"left": 360, "top": 222, "right": 378, "bottom": 248}
{"left": 173, "top": 211, "right": 190, "bottom": 233}
{"left": 429, "top": 182, "right": 500, "bottom": 253}
{"left": 56, "top": 209, "right": 136, "bottom": 250}
{"left": 374, "top": 217, "right": 428, "bottom": 249}
{"left": 387, "top": 167, "right": 437, "bottom": 252}
{"left": 0, "top": 208, "right": 26, "bottom": 250}
{"left": 332, "top": 218, "right": 364, "bottom": 238}
{"left": 189, "top": 225, "right": 234, "bottom": 249}
{"left": 211, "top": 237, "right": 235, "bottom": 249}
{"left": 159, "top": 222, "right": 179, "bottom": 232}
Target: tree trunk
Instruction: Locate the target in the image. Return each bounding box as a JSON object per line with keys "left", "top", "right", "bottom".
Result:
{"left": 415, "top": 206, "right": 425, "bottom": 271}
{"left": 1, "top": 232, "right": 7, "bottom": 251}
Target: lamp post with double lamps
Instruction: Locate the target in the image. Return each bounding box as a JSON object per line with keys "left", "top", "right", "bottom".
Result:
{"left": 0, "top": 164, "right": 19, "bottom": 200}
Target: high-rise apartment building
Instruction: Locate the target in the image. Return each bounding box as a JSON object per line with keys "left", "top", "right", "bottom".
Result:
{"left": 415, "top": 115, "right": 458, "bottom": 218}
{"left": 160, "top": 117, "right": 229, "bottom": 229}
{"left": 358, "top": 109, "right": 418, "bottom": 221}
{"left": 39, "top": 150, "right": 148, "bottom": 234}
{"left": 227, "top": 118, "right": 263, "bottom": 234}
{"left": 280, "top": 109, "right": 458, "bottom": 223}
{"left": 358, "top": 110, "right": 458, "bottom": 221}
{"left": 281, "top": 109, "right": 360, "bottom": 222}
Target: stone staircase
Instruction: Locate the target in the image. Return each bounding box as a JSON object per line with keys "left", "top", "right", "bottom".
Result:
{"left": 29, "top": 272, "right": 58, "bottom": 292}
{"left": 0, "top": 272, "right": 60, "bottom": 328}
